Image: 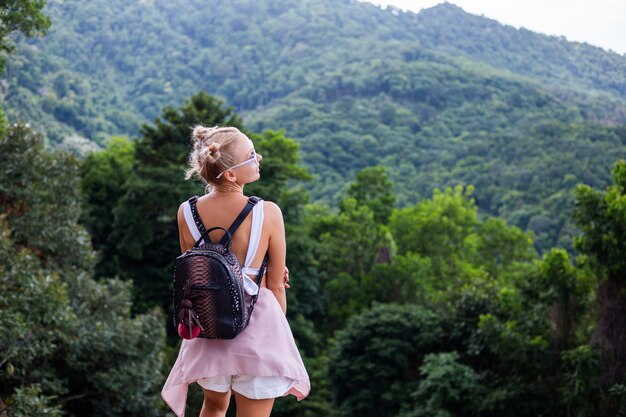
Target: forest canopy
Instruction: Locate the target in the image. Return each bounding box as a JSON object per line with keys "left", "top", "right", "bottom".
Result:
{"left": 3, "top": 0, "right": 626, "bottom": 251}
{"left": 2, "top": 0, "right": 626, "bottom": 416}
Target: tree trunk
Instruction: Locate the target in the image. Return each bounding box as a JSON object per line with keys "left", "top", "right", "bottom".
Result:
{"left": 592, "top": 277, "right": 626, "bottom": 385}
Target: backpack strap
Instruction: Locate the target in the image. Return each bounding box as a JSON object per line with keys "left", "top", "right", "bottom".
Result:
{"left": 218, "top": 196, "right": 262, "bottom": 246}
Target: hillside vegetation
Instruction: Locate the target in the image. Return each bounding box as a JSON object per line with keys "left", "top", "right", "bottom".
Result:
{"left": 3, "top": 0, "right": 626, "bottom": 250}
{"left": 5, "top": 1, "right": 626, "bottom": 416}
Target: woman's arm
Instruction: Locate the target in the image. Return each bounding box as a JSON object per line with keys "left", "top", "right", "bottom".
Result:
{"left": 265, "top": 202, "right": 287, "bottom": 314}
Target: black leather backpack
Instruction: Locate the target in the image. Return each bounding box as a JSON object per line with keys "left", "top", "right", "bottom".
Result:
{"left": 172, "top": 196, "right": 266, "bottom": 340}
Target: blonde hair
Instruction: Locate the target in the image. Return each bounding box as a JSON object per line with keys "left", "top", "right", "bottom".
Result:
{"left": 185, "top": 125, "right": 245, "bottom": 190}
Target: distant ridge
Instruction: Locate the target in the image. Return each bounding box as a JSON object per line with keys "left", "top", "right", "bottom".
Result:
{"left": 3, "top": 0, "right": 626, "bottom": 251}
{"left": 411, "top": 2, "right": 626, "bottom": 100}
{"left": 4, "top": 0, "right": 626, "bottom": 146}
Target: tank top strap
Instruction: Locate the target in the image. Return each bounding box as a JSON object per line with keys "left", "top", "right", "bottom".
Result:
{"left": 243, "top": 200, "right": 264, "bottom": 269}
{"left": 182, "top": 200, "right": 203, "bottom": 244}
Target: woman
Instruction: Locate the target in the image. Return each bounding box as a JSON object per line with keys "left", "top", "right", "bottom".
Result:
{"left": 162, "top": 126, "right": 310, "bottom": 417}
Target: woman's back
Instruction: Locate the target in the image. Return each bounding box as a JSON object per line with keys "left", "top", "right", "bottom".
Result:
{"left": 178, "top": 192, "right": 284, "bottom": 290}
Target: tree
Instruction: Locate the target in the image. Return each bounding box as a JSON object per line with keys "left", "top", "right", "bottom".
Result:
{"left": 363, "top": 252, "right": 432, "bottom": 305}
{"left": 0, "top": 0, "right": 50, "bottom": 73}
{"left": 473, "top": 217, "right": 536, "bottom": 278}
{"left": 389, "top": 186, "right": 535, "bottom": 288}
{"left": 346, "top": 165, "right": 395, "bottom": 224}
{"left": 390, "top": 186, "right": 479, "bottom": 281}
{"left": 308, "top": 197, "right": 394, "bottom": 327}
{"left": 573, "top": 160, "right": 626, "bottom": 410}
{"left": 0, "top": 123, "right": 165, "bottom": 416}
{"left": 329, "top": 304, "right": 446, "bottom": 417}
{"left": 536, "top": 249, "right": 590, "bottom": 351}
{"left": 398, "top": 352, "right": 485, "bottom": 417}
{"left": 80, "top": 136, "right": 136, "bottom": 278}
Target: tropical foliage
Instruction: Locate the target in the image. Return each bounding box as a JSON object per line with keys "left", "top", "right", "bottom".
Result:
{"left": 2, "top": 0, "right": 626, "bottom": 416}
{"left": 0, "top": 124, "right": 166, "bottom": 416}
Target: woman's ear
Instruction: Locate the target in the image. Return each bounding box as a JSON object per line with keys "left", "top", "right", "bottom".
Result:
{"left": 224, "top": 170, "right": 237, "bottom": 182}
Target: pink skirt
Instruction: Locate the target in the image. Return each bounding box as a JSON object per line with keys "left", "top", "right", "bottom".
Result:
{"left": 161, "top": 287, "right": 310, "bottom": 417}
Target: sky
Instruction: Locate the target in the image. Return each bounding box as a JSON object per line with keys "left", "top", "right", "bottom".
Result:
{"left": 363, "top": 0, "right": 626, "bottom": 55}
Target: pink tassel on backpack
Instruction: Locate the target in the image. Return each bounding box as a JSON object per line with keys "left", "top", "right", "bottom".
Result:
{"left": 178, "top": 299, "right": 202, "bottom": 340}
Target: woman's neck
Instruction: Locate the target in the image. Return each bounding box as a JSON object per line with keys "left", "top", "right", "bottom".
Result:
{"left": 212, "top": 182, "right": 245, "bottom": 195}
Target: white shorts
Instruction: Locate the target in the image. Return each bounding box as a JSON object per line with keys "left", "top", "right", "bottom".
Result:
{"left": 197, "top": 375, "right": 296, "bottom": 399}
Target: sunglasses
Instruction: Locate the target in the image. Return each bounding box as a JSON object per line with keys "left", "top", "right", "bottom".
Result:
{"left": 216, "top": 149, "right": 257, "bottom": 179}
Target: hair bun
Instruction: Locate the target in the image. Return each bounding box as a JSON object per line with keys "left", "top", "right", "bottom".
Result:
{"left": 192, "top": 125, "right": 223, "bottom": 162}
{"left": 207, "top": 142, "right": 221, "bottom": 160}
{"left": 192, "top": 125, "right": 219, "bottom": 144}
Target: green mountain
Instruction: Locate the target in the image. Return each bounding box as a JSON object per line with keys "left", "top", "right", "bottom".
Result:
{"left": 410, "top": 3, "right": 626, "bottom": 104}
{"left": 2, "top": 0, "right": 626, "bottom": 250}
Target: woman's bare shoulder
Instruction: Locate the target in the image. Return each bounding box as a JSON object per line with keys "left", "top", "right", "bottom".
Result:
{"left": 263, "top": 200, "right": 282, "bottom": 215}
{"left": 177, "top": 201, "right": 187, "bottom": 223}
{"left": 262, "top": 200, "right": 284, "bottom": 224}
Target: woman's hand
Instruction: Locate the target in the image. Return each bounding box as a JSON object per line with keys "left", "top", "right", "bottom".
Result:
{"left": 284, "top": 266, "right": 290, "bottom": 289}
